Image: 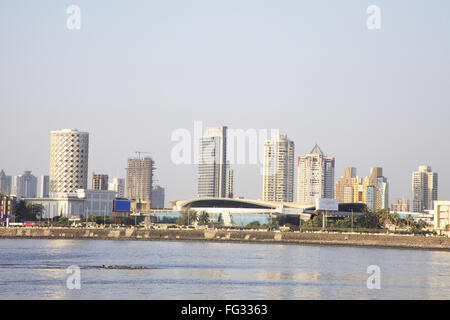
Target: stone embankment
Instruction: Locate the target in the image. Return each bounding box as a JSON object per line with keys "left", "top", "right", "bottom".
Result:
{"left": 0, "top": 227, "right": 449, "bottom": 251}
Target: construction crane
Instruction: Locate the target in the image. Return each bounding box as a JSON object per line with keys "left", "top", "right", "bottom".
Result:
{"left": 135, "top": 151, "right": 152, "bottom": 160}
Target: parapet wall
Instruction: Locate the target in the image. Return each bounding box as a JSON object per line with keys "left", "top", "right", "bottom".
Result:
{"left": 0, "top": 227, "right": 449, "bottom": 250}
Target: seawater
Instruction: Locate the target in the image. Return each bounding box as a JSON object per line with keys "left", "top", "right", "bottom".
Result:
{"left": 0, "top": 239, "right": 448, "bottom": 299}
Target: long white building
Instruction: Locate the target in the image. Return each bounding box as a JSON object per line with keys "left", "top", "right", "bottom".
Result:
{"left": 297, "top": 144, "right": 335, "bottom": 204}
{"left": 49, "top": 129, "right": 89, "bottom": 194}
{"left": 262, "top": 133, "right": 295, "bottom": 202}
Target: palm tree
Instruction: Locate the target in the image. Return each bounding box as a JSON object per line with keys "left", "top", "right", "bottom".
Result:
{"left": 198, "top": 211, "right": 209, "bottom": 225}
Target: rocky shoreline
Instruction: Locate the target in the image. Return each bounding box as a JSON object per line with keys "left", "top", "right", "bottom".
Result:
{"left": 1, "top": 227, "right": 449, "bottom": 251}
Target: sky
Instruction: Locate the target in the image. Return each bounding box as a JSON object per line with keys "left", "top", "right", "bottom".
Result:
{"left": 1, "top": 0, "right": 450, "bottom": 206}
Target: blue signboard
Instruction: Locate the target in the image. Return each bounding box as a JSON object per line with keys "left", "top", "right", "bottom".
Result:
{"left": 114, "top": 200, "right": 131, "bottom": 212}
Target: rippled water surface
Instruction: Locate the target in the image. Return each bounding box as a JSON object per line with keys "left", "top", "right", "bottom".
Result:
{"left": 0, "top": 239, "right": 449, "bottom": 299}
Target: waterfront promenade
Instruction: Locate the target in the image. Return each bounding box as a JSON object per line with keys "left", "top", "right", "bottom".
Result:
{"left": 1, "top": 227, "right": 449, "bottom": 251}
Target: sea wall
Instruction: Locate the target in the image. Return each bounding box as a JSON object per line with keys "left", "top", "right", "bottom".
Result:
{"left": 0, "top": 227, "right": 449, "bottom": 250}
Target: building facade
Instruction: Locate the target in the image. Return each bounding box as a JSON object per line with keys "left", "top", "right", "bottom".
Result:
{"left": 365, "top": 167, "right": 389, "bottom": 211}
{"left": 0, "top": 170, "right": 12, "bottom": 195}
{"left": 434, "top": 201, "right": 450, "bottom": 231}
{"left": 40, "top": 175, "right": 49, "bottom": 198}
{"left": 151, "top": 185, "right": 165, "bottom": 209}
{"left": 92, "top": 173, "right": 109, "bottom": 191}
{"left": 412, "top": 165, "right": 438, "bottom": 213}
{"left": 262, "top": 133, "right": 295, "bottom": 202}
{"left": 13, "top": 171, "right": 37, "bottom": 198}
{"left": 297, "top": 144, "right": 334, "bottom": 204}
{"left": 126, "top": 157, "right": 154, "bottom": 201}
{"left": 197, "top": 126, "right": 228, "bottom": 198}
{"left": 335, "top": 167, "right": 358, "bottom": 203}
{"left": 225, "top": 161, "right": 234, "bottom": 199}
{"left": 49, "top": 129, "right": 89, "bottom": 194}
{"left": 392, "top": 198, "right": 410, "bottom": 212}
{"left": 108, "top": 178, "right": 125, "bottom": 198}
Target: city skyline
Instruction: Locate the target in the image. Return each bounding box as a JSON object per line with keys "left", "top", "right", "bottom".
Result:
{"left": 1, "top": 1, "right": 450, "bottom": 204}
{"left": 0, "top": 125, "right": 446, "bottom": 207}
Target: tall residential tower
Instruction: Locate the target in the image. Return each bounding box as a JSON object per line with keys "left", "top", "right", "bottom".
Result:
{"left": 412, "top": 165, "right": 438, "bottom": 213}
{"left": 262, "top": 133, "right": 295, "bottom": 202}
{"left": 297, "top": 144, "right": 334, "bottom": 204}
{"left": 197, "top": 126, "right": 228, "bottom": 198}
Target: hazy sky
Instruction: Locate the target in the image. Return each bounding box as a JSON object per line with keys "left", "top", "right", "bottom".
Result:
{"left": 1, "top": 0, "right": 449, "bottom": 205}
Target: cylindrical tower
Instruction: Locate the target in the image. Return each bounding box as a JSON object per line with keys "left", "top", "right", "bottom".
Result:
{"left": 49, "top": 129, "right": 89, "bottom": 194}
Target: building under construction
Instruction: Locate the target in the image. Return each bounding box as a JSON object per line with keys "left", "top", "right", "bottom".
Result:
{"left": 126, "top": 155, "right": 155, "bottom": 202}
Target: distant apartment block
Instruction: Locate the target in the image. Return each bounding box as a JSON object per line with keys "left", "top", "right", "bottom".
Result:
{"left": 50, "top": 129, "right": 89, "bottom": 194}
{"left": 92, "top": 173, "right": 109, "bottom": 191}
{"left": 108, "top": 178, "right": 125, "bottom": 198}
{"left": 40, "top": 175, "right": 49, "bottom": 198}
{"left": 126, "top": 157, "right": 154, "bottom": 201}
{"left": 225, "top": 161, "right": 234, "bottom": 199}
{"left": 335, "top": 167, "right": 358, "bottom": 203}
{"left": 0, "top": 170, "right": 12, "bottom": 195}
{"left": 366, "top": 167, "right": 389, "bottom": 211}
{"left": 151, "top": 185, "right": 165, "bottom": 209}
{"left": 412, "top": 165, "right": 438, "bottom": 213}
{"left": 262, "top": 133, "right": 295, "bottom": 202}
{"left": 392, "top": 198, "right": 410, "bottom": 212}
{"left": 198, "top": 126, "right": 228, "bottom": 198}
{"left": 13, "top": 171, "right": 37, "bottom": 198}
{"left": 334, "top": 166, "right": 389, "bottom": 211}
{"left": 297, "top": 144, "right": 334, "bottom": 204}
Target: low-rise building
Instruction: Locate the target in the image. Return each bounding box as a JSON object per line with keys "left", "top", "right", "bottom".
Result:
{"left": 434, "top": 201, "right": 450, "bottom": 231}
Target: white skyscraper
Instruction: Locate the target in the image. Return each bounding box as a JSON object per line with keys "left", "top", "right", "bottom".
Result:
{"left": 262, "top": 133, "right": 295, "bottom": 202}
{"left": 297, "top": 144, "right": 335, "bottom": 204}
{"left": 108, "top": 178, "right": 125, "bottom": 198}
{"left": 412, "top": 165, "right": 438, "bottom": 213}
{"left": 50, "top": 129, "right": 89, "bottom": 194}
{"left": 197, "top": 126, "right": 227, "bottom": 198}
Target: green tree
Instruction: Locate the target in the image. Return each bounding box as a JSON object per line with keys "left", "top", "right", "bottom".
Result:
{"left": 198, "top": 211, "right": 209, "bottom": 225}
{"left": 176, "top": 210, "right": 198, "bottom": 226}
{"left": 246, "top": 221, "right": 261, "bottom": 228}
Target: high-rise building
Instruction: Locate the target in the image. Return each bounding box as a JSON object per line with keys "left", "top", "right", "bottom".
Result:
{"left": 412, "top": 165, "right": 438, "bottom": 213}
{"left": 40, "top": 175, "right": 49, "bottom": 198}
{"left": 49, "top": 129, "right": 89, "bottom": 194}
{"left": 335, "top": 167, "right": 358, "bottom": 203}
{"left": 92, "top": 173, "right": 109, "bottom": 191}
{"left": 108, "top": 178, "right": 125, "bottom": 198}
{"left": 0, "top": 170, "right": 12, "bottom": 195}
{"left": 225, "top": 161, "right": 234, "bottom": 199}
{"left": 366, "top": 167, "right": 389, "bottom": 211}
{"left": 13, "top": 171, "right": 37, "bottom": 198}
{"left": 197, "top": 126, "right": 227, "bottom": 198}
{"left": 151, "top": 185, "right": 165, "bottom": 209}
{"left": 297, "top": 144, "right": 334, "bottom": 204}
{"left": 126, "top": 157, "right": 154, "bottom": 201}
{"left": 392, "top": 198, "right": 410, "bottom": 212}
{"left": 262, "top": 133, "right": 295, "bottom": 202}
{"left": 334, "top": 166, "right": 389, "bottom": 211}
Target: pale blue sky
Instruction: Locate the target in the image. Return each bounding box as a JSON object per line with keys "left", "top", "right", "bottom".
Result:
{"left": 1, "top": 0, "right": 449, "bottom": 204}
